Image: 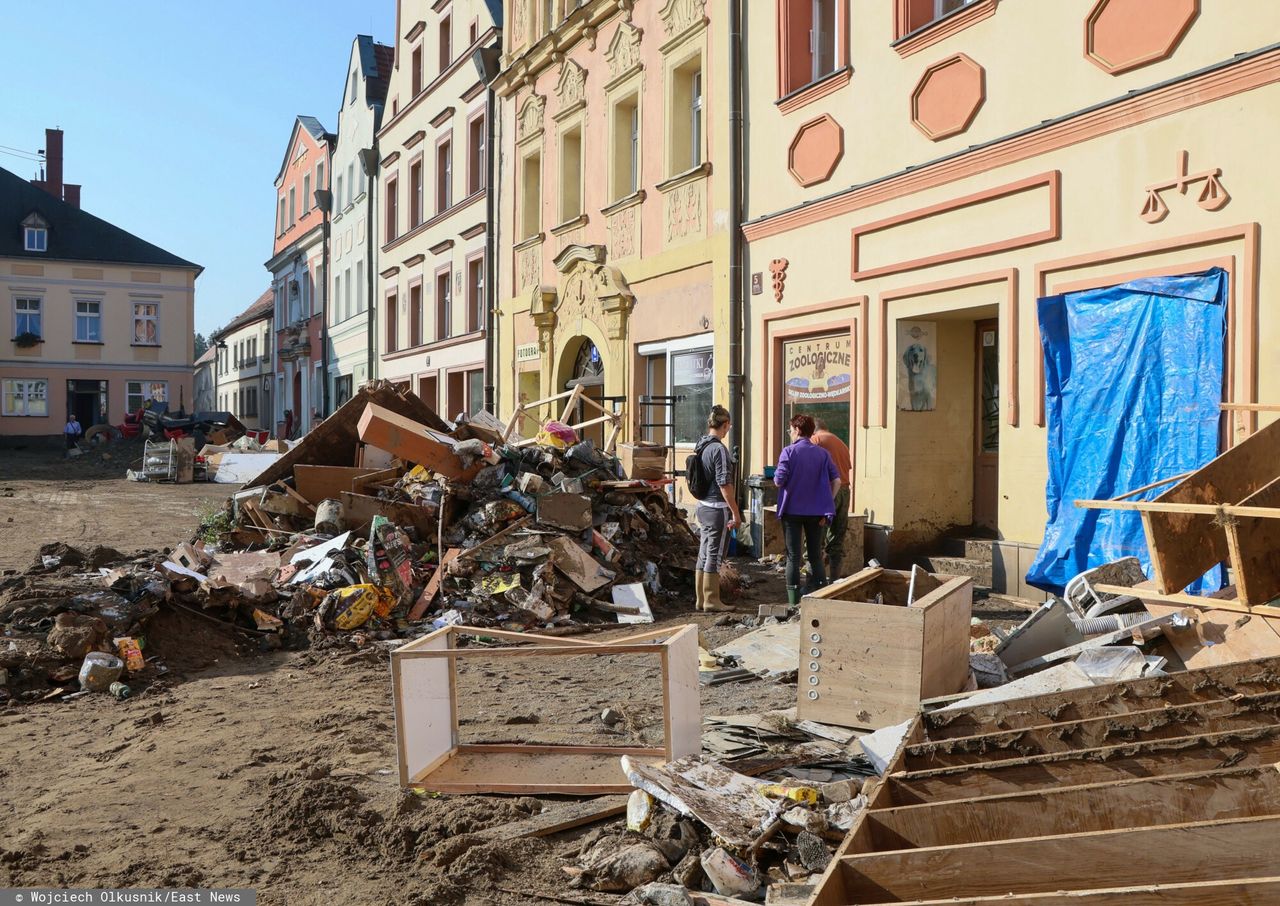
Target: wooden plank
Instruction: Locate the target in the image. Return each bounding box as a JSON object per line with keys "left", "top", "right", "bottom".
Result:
{"left": 276, "top": 482, "right": 317, "bottom": 514}
{"left": 662, "top": 625, "right": 703, "bottom": 759}
{"left": 294, "top": 465, "right": 377, "bottom": 505}
{"left": 473, "top": 795, "right": 629, "bottom": 841}
{"left": 1112, "top": 471, "right": 1194, "bottom": 500}
{"left": 339, "top": 491, "right": 437, "bottom": 539}
{"left": 1146, "top": 602, "right": 1280, "bottom": 669}
{"left": 357, "top": 403, "right": 473, "bottom": 479}
{"left": 917, "top": 577, "right": 973, "bottom": 700}
{"left": 1228, "top": 475, "right": 1280, "bottom": 606}
{"left": 884, "top": 877, "right": 1280, "bottom": 905}
{"left": 1093, "top": 582, "right": 1260, "bottom": 615}
{"left": 902, "top": 693, "right": 1280, "bottom": 769}
{"left": 408, "top": 548, "right": 461, "bottom": 621}
{"left": 867, "top": 764, "right": 1280, "bottom": 850}
{"left": 412, "top": 749, "right": 668, "bottom": 795}
{"left": 1146, "top": 417, "right": 1280, "bottom": 595}
{"left": 455, "top": 515, "right": 533, "bottom": 561}
{"left": 888, "top": 725, "right": 1280, "bottom": 803}
{"left": 351, "top": 466, "right": 406, "bottom": 495}
{"left": 174, "top": 436, "right": 195, "bottom": 484}
{"left": 838, "top": 815, "right": 1280, "bottom": 902}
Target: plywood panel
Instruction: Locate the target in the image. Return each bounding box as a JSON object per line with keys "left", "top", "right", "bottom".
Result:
{"left": 1145, "top": 417, "right": 1280, "bottom": 595}
{"left": 393, "top": 631, "right": 454, "bottom": 787}
{"left": 1228, "top": 475, "right": 1280, "bottom": 605}
{"left": 839, "top": 815, "right": 1280, "bottom": 902}
{"left": 294, "top": 465, "right": 376, "bottom": 505}
{"left": 883, "top": 877, "right": 1280, "bottom": 905}
{"left": 412, "top": 748, "right": 668, "bottom": 794}
{"left": 663, "top": 626, "right": 703, "bottom": 759}
{"left": 1145, "top": 602, "right": 1280, "bottom": 669}
{"left": 868, "top": 764, "right": 1280, "bottom": 849}
{"left": 918, "top": 577, "right": 973, "bottom": 699}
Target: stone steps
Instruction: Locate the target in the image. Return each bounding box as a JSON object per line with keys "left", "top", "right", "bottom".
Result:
{"left": 921, "top": 555, "right": 993, "bottom": 588}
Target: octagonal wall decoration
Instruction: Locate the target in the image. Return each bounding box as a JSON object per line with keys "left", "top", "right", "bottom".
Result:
{"left": 911, "top": 53, "right": 985, "bottom": 142}
{"left": 788, "top": 114, "right": 844, "bottom": 187}
{"left": 1086, "top": 0, "right": 1199, "bottom": 75}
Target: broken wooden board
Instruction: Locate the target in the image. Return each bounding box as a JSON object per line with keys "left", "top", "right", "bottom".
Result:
{"left": 293, "top": 465, "right": 377, "bottom": 506}
{"left": 712, "top": 622, "right": 800, "bottom": 679}
{"left": 474, "top": 795, "right": 629, "bottom": 841}
{"left": 357, "top": 402, "right": 473, "bottom": 480}
{"left": 548, "top": 536, "right": 614, "bottom": 593}
{"left": 1226, "top": 474, "right": 1280, "bottom": 607}
{"left": 1144, "top": 602, "right": 1280, "bottom": 669}
{"left": 408, "top": 548, "right": 461, "bottom": 621}
{"left": 620, "top": 755, "right": 777, "bottom": 848}
{"left": 536, "top": 493, "right": 593, "bottom": 532}
{"left": 339, "top": 491, "right": 436, "bottom": 539}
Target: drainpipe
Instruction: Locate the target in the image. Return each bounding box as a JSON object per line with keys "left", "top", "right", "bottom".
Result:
{"left": 360, "top": 147, "right": 379, "bottom": 384}
{"left": 315, "top": 188, "right": 334, "bottom": 417}
{"left": 728, "top": 0, "right": 745, "bottom": 485}
{"left": 473, "top": 40, "right": 502, "bottom": 415}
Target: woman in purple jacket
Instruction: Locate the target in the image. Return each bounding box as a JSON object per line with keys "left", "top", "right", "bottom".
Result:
{"left": 774, "top": 414, "right": 841, "bottom": 605}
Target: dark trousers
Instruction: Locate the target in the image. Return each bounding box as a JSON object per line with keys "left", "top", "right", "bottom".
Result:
{"left": 783, "top": 515, "right": 827, "bottom": 591}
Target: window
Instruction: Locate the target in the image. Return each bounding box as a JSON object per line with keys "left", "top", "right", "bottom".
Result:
{"left": 349, "top": 69, "right": 358, "bottom": 105}
{"left": 335, "top": 375, "right": 353, "bottom": 406}
{"left": 409, "top": 283, "right": 423, "bottom": 347}
{"left": 332, "top": 275, "right": 341, "bottom": 325}
{"left": 560, "top": 125, "right": 583, "bottom": 221}
{"left": 467, "top": 114, "right": 486, "bottom": 194}
{"left": 316, "top": 161, "right": 325, "bottom": 189}
{"left": 2, "top": 379, "right": 48, "bottom": 416}
{"left": 611, "top": 94, "right": 639, "bottom": 199}
{"left": 336, "top": 174, "right": 344, "bottom": 211}
{"left": 133, "top": 303, "right": 159, "bottom": 345}
{"left": 278, "top": 198, "right": 287, "bottom": 234}
{"left": 244, "top": 386, "right": 259, "bottom": 417}
{"left": 412, "top": 45, "right": 424, "bottom": 96}
{"left": 289, "top": 187, "right": 296, "bottom": 226}
{"left": 385, "top": 292, "right": 399, "bottom": 352}
{"left": 435, "top": 269, "right": 451, "bottom": 341}
{"left": 671, "top": 350, "right": 714, "bottom": 444}
{"left": 125, "top": 380, "right": 167, "bottom": 414}
{"left": 356, "top": 260, "right": 365, "bottom": 313}
{"left": 779, "top": 0, "right": 844, "bottom": 96}
{"left": 23, "top": 227, "right": 47, "bottom": 252}
{"left": 385, "top": 176, "right": 399, "bottom": 241}
{"left": 439, "top": 15, "right": 451, "bottom": 72}
{"left": 671, "top": 57, "right": 703, "bottom": 174}
{"left": 520, "top": 150, "right": 542, "bottom": 238}
{"left": 74, "top": 300, "right": 101, "bottom": 342}
{"left": 466, "top": 256, "right": 484, "bottom": 332}
{"left": 410, "top": 160, "right": 423, "bottom": 227}
{"left": 467, "top": 368, "right": 484, "bottom": 413}
{"left": 780, "top": 332, "right": 852, "bottom": 450}
{"left": 303, "top": 173, "right": 312, "bottom": 212}
{"left": 358, "top": 158, "right": 367, "bottom": 196}
{"left": 897, "top": 0, "right": 976, "bottom": 38}
{"left": 347, "top": 162, "right": 355, "bottom": 208}
{"left": 436, "top": 139, "right": 453, "bottom": 213}
{"left": 14, "top": 297, "right": 41, "bottom": 338}
{"left": 544, "top": 0, "right": 555, "bottom": 33}
{"left": 344, "top": 267, "right": 353, "bottom": 321}
{"left": 470, "top": 20, "right": 478, "bottom": 44}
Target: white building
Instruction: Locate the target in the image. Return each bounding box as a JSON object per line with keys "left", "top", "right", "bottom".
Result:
{"left": 327, "top": 36, "right": 394, "bottom": 406}
{"left": 211, "top": 289, "right": 274, "bottom": 431}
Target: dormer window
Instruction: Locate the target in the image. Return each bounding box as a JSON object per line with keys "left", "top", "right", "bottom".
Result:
{"left": 21, "top": 214, "right": 48, "bottom": 252}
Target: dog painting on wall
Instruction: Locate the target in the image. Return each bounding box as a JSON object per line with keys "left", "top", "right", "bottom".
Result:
{"left": 897, "top": 321, "right": 938, "bottom": 411}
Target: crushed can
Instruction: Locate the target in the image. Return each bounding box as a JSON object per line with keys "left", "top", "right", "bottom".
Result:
{"left": 108, "top": 681, "right": 132, "bottom": 700}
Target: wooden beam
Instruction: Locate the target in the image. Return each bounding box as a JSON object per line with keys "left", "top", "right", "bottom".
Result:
{"left": 1227, "top": 475, "right": 1280, "bottom": 607}
{"left": 838, "top": 815, "right": 1280, "bottom": 902}
{"left": 1093, "top": 583, "right": 1265, "bottom": 615}
{"left": 883, "top": 877, "right": 1280, "bottom": 905}
{"left": 1075, "top": 499, "right": 1280, "bottom": 518}
{"left": 1112, "top": 471, "right": 1193, "bottom": 500}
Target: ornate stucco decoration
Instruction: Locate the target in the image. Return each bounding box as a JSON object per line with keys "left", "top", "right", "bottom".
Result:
{"left": 605, "top": 21, "right": 644, "bottom": 87}
{"left": 660, "top": 0, "right": 707, "bottom": 42}
{"left": 529, "top": 284, "right": 558, "bottom": 353}
{"left": 769, "top": 259, "right": 789, "bottom": 303}
{"left": 554, "top": 59, "right": 588, "bottom": 121}
{"left": 1140, "top": 149, "right": 1228, "bottom": 223}
{"left": 516, "top": 92, "right": 546, "bottom": 144}
{"left": 553, "top": 245, "right": 635, "bottom": 342}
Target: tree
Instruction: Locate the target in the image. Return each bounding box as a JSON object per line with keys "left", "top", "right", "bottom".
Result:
{"left": 194, "top": 332, "right": 210, "bottom": 358}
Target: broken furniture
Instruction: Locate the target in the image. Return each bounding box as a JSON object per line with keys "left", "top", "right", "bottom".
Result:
{"left": 798, "top": 567, "right": 972, "bottom": 730}
{"left": 1077, "top": 415, "right": 1280, "bottom": 611}
{"left": 500, "top": 385, "right": 625, "bottom": 454}
{"left": 391, "top": 624, "right": 700, "bottom": 794}
{"left": 807, "top": 654, "right": 1280, "bottom": 905}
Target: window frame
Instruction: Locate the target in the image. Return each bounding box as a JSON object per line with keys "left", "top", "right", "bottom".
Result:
{"left": 132, "top": 301, "right": 160, "bottom": 346}
{"left": 465, "top": 252, "right": 485, "bottom": 333}
{"left": 519, "top": 148, "right": 543, "bottom": 240}
{"left": 385, "top": 290, "right": 400, "bottom": 352}
{"left": 74, "top": 299, "right": 102, "bottom": 343}
{"left": 14, "top": 296, "right": 41, "bottom": 338}
{"left": 125, "top": 380, "right": 167, "bottom": 415}
{"left": 609, "top": 91, "right": 641, "bottom": 202}
{"left": 467, "top": 110, "right": 487, "bottom": 195}
{"left": 637, "top": 332, "right": 716, "bottom": 448}
{"left": 385, "top": 174, "right": 400, "bottom": 242}
{"left": 409, "top": 156, "right": 424, "bottom": 228}
{"left": 436, "top": 135, "right": 453, "bottom": 214}
{"left": 558, "top": 122, "right": 584, "bottom": 222}
{"left": 435, "top": 265, "right": 452, "bottom": 342}
{"left": 411, "top": 43, "right": 424, "bottom": 96}
{"left": 439, "top": 14, "right": 452, "bottom": 73}
{"left": 2, "top": 378, "right": 49, "bottom": 417}
{"left": 409, "top": 279, "right": 424, "bottom": 348}
{"left": 23, "top": 227, "right": 47, "bottom": 252}
{"left": 776, "top": 0, "right": 849, "bottom": 100}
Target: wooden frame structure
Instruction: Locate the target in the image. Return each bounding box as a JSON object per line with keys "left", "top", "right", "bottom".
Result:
{"left": 806, "top": 654, "right": 1280, "bottom": 905}
{"left": 1077, "top": 413, "right": 1280, "bottom": 611}
{"left": 799, "top": 568, "right": 973, "bottom": 730}
{"left": 391, "top": 623, "right": 699, "bottom": 794}
{"left": 500, "top": 385, "right": 625, "bottom": 453}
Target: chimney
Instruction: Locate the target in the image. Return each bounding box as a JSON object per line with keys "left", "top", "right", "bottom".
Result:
{"left": 63, "top": 184, "right": 81, "bottom": 209}
{"left": 43, "top": 128, "right": 64, "bottom": 199}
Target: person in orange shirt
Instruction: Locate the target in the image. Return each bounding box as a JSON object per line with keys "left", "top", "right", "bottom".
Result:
{"left": 812, "top": 419, "right": 852, "bottom": 579}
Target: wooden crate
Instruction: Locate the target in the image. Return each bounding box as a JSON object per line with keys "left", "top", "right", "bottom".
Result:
{"left": 619, "top": 442, "right": 669, "bottom": 480}
{"left": 391, "top": 624, "right": 700, "bottom": 794}
{"left": 798, "top": 567, "right": 972, "bottom": 730}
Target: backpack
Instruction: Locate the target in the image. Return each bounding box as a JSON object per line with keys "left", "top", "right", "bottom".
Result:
{"left": 685, "top": 438, "right": 720, "bottom": 500}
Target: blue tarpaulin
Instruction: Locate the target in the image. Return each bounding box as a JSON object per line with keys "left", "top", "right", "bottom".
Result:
{"left": 1026, "top": 268, "right": 1227, "bottom": 594}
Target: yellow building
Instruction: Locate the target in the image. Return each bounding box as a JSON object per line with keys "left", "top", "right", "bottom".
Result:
{"left": 742, "top": 0, "right": 1280, "bottom": 595}
{"left": 493, "top": 0, "right": 734, "bottom": 463}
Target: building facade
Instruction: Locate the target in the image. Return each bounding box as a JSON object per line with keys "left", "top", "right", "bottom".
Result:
{"left": 1, "top": 134, "right": 200, "bottom": 438}
{"left": 211, "top": 289, "right": 274, "bottom": 431}
{"left": 492, "top": 0, "right": 731, "bottom": 460}
{"left": 266, "top": 116, "right": 333, "bottom": 438}
{"left": 193, "top": 345, "right": 216, "bottom": 412}
{"left": 328, "top": 36, "right": 395, "bottom": 408}
{"left": 741, "top": 0, "right": 1280, "bottom": 594}
{"left": 377, "top": 0, "right": 501, "bottom": 419}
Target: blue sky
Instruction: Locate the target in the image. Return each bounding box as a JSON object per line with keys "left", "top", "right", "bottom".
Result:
{"left": 3, "top": 0, "right": 395, "bottom": 336}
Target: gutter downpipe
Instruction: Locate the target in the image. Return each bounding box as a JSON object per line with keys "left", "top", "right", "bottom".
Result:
{"left": 728, "top": 0, "right": 745, "bottom": 489}
{"left": 474, "top": 40, "right": 503, "bottom": 415}
{"left": 320, "top": 212, "right": 332, "bottom": 418}
{"left": 361, "top": 146, "right": 379, "bottom": 385}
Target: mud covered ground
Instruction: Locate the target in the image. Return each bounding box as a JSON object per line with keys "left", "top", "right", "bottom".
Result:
{"left": 0, "top": 447, "right": 799, "bottom": 903}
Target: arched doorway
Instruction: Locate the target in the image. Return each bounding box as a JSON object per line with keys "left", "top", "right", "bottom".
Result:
{"left": 566, "top": 337, "right": 606, "bottom": 448}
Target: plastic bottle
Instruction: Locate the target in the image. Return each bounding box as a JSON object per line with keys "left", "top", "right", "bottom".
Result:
{"left": 79, "top": 652, "right": 124, "bottom": 692}
{"left": 109, "top": 681, "right": 132, "bottom": 700}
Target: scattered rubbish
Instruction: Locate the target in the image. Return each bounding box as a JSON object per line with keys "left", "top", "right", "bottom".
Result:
{"left": 79, "top": 652, "right": 124, "bottom": 692}
{"left": 700, "top": 847, "right": 760, "bottom": 898}
{"left": 108, "top": 681, "right": 132, "bottom": 700}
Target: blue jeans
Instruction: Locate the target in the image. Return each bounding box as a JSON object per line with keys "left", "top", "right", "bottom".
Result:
{"left": 783, "top": 515, "right": 826, "bottom": 591}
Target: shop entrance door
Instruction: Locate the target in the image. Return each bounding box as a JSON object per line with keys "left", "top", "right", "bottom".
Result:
{"left": 973, "top": 319, "right": 999, "bottom": 532}
{"left": 566, "top": 338, "right": 606, "bottom": 448}
{"left": 66, "top": 379, "right": 106, "bottom": 428}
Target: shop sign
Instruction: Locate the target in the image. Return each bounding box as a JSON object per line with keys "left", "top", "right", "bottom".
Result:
{"left": 515, "top": 342, "right": 540, "bottom": 363}
{"left": 783, "top": 334, "right": 851, "bottom": 402}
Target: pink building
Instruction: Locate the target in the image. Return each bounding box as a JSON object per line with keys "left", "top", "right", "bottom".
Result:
{"left": 265, "top": 116, "right": 333, "bottom": 438}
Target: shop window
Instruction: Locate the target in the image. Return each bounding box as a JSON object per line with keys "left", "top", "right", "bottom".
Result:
{"left": 560, "top": 125, "right": 583, "bottom": 221}
{"left": 467, "top": 256, "right": 484, "bottom": 332}
{"left": 14, "top": 297, "right": 41, "bottom": 338}
{"left": 74, "top": 300, "right": 101, "bottom": 342}
{"left": 467, "top": 368, "right": 484, "bottom": 413}
{"left": 2, "top": 378, "right": 48, "bottom": 416}
{"left": 779, "top": 0, "right": 844, "bottom": 96}
{"left": 640, "top": 342, "right": 713, "bottom": 446}
{"left": 610, "top": 93, "right": 639, "bottom": 200}
{"left": 410, "top": 283, "right": 423, "bottom": 347}
{"left": 435, "top": 269, "right": 451, "bottom": 340}
{"left": 780, "top": 332, "right": 852, "bottom": 450}
{"left": 520, "top": 150, "right": 542, "bottom": 238}
{"left": 468, "top": 115, "right": 486, "bottom": 194}
{"left": 670, "top": 57, "right": 703, "bottom": 174}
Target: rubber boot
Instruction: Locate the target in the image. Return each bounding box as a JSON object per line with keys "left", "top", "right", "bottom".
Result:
{"left": 703, "top": 573, "right": 733, "bottom": 612}
{"left": 787, "top": 586, "right": 801, "bottom": 606}
{"left": 694, "top": 569, "right": 706, "bottom": 611}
